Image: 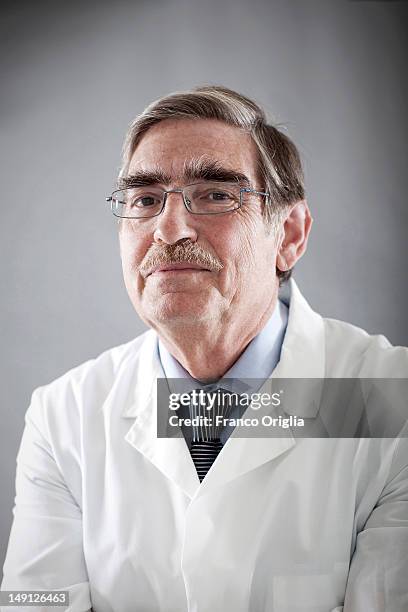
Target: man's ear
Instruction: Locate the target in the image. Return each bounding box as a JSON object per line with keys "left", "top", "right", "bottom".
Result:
{"left": 276, "top": 200, "right": 313, "bottom": 272}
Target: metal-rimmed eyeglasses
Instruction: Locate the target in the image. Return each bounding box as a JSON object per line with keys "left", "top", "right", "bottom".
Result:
{"left": 106, "top": 181, "right": 270, "bottom": 219}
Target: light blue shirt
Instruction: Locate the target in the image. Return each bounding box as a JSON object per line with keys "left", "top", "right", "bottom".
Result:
{"left": 158, "top": 299, "right": 288, "bottom": 447}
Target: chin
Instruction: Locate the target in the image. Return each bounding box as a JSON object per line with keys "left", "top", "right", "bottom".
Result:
{"left": 142, "top": 293, "right": 216, "bottom": 326}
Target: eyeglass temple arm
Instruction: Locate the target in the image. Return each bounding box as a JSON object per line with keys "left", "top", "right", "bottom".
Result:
{"left": 241, "top": 188, "right": 270, "bottom": 198}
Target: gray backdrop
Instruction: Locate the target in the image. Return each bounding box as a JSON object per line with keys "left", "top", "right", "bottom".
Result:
{"left": 1, "top": 0, "right": 407, "bottom": 571}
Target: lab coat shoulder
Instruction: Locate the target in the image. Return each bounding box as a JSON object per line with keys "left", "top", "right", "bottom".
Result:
{"left": 23, "top": 330, "right": 155, "bottom": 507}
{"left": 30, "top": 328, "right": 153, "bottom": 415}
{"left": 322, "top": 315, "right": 408, "bottom": 377}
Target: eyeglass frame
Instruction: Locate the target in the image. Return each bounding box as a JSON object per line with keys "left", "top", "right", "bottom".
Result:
{"left": 105, "top": 181, "right": 271, "bottom": 219}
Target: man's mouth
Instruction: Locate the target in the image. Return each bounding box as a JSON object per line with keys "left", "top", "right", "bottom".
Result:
{"left": 145, "top": 262, "right": 211, "bottom": 277}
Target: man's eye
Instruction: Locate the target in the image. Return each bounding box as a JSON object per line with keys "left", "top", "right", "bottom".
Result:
{"left": 196, "top": 190, "right": 235, "bottom": 203}
{"left": 129, "top": 195, "right": 160, "bottom": 208}
{"left": 209, "top": 191, "right": 231, "bottom": 201}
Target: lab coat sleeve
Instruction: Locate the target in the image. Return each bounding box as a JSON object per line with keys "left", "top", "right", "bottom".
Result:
{"left": 1, "top": 389, "right": 92, "bottom": 612}
{"left": 343, "top": 436, "right": 408, "bottom": 612}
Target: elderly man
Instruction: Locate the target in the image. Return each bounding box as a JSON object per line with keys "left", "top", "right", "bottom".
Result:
{"left": 2, "top": 86, "right": 407, "bottom": 612}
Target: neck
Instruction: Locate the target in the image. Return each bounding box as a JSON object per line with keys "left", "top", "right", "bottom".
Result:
{"left": 155, "top": 295, "right": 279, "bottom": 382}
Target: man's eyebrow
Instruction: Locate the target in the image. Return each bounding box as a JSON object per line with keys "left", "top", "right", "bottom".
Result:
{"left": 183, "top": 158, "right": 251, "bottom": 185}
{"left": 119, "top": 169, "right": 172, "bottom": 188}
{"left": 119, "top": 159, "right": 251, "bottom": 188}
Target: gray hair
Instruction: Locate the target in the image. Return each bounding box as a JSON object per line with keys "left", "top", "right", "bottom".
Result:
{"left": 120, "top": 85, "right": 306, "bottom": 284}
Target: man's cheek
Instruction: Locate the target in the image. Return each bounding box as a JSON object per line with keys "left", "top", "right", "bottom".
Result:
{"left": 119, "top": 235, "right": 144, "bottom": 265}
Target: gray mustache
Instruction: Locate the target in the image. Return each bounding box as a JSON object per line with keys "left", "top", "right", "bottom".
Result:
{"left": 140, "top": 241, "right": 223, "bottom": 276}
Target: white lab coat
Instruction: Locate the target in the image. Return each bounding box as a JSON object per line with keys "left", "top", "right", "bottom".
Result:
{"left": 2, "top": 280, "right": 408, "bottom": 612}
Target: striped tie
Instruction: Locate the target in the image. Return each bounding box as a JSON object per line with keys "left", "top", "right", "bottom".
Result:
{"left": 190, "top": 439, "right": 223, "bottom": 482}
{"left": 189, "top": 387, "right": 235, "bottom": 482}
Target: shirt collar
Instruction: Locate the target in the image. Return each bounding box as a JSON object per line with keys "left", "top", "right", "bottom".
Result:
{"left": 158, "top": 299, "right": 288, "bottom": 393}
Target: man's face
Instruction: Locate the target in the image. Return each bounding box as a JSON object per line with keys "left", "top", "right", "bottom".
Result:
{"left": 119, "top": 118, "right": 281, "bottom": 332}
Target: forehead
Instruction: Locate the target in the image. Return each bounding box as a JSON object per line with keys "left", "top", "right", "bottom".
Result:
{"left": 128, "top": 118, "right": 259, "bottom": 182}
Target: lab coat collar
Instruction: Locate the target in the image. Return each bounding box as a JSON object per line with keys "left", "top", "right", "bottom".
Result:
{"left": 271, "top": 278, "right": 326, "bottom": 419}
{"left": 120, "top": 329, "right": 201, "bottom": 498}
{"left": 275, "top": 279, "right": 325, "bottom": 380}
{"left": 120, "top": 279, "right": 325, "bottom": 498}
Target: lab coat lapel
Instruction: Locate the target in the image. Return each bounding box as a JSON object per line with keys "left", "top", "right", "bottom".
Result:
{"left": 121, "top": 330, "right": 201, "bottom": 499}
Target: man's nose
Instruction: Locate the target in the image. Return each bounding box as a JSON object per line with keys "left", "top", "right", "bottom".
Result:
{"left": 153, "top": 192, "right": 198, "bottom": 245}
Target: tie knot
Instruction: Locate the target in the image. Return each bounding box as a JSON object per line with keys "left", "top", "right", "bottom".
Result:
{"left": 189, "top": 387, "right": 239, "bottom": 442}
